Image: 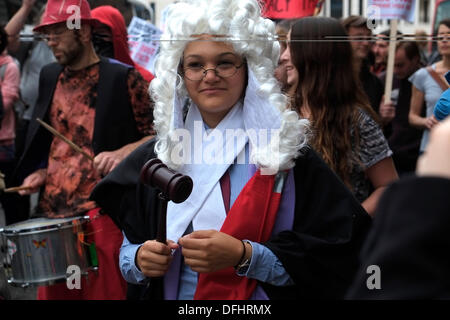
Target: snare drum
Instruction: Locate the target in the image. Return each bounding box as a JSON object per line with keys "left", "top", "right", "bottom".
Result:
{"left": 0, "top": 216, "right": 94, "bottom": 287}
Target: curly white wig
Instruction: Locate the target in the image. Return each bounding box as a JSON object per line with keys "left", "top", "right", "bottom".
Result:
{"left": 150, "top": 0, "right": 309, "bottom": 172}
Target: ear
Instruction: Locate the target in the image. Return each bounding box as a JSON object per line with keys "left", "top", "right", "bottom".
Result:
{"left": 78, "top": 24, "right": 93, "bottom": 44}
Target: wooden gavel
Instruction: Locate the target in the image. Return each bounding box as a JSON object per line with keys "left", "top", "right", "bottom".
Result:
{"left": 140, "top": 158, "right": 193, "bottom": 243}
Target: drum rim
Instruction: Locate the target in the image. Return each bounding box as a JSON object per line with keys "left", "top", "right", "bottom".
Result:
{"left": 0, "top": 216, "right": 90, "bottom": 235}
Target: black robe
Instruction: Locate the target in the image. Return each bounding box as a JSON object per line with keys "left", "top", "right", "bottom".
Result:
{"left": 346, "top": 176, "right": 450, "bottom": 299}
{"left": 90, "top": 138, "right": 372, "bottom": 300}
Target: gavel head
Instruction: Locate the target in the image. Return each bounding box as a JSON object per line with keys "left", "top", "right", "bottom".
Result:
{"left": 140, "top": 158, "right": 193, "bottom": 203}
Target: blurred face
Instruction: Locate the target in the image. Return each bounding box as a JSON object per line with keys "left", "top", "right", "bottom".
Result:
{"left": 93, "top": 24, "right": 114, "bottom": 58}
{"left": 43, "top": 23, "right": 83, "bottom": 66}
{"left": 437, "top": 24, "right": 450, "bottom": 56}
{"left": 394, "top": 47, "right": 419, "bottom": 80}
{"left": 372, "top": 36, "right": 389, "bottom": 65}
{"left": 347, "top": 26, "right": 372, "bottom": 60}
{"left": 182, "top": 39, "right": 246, "bottom": 128}
{"left": 279, "top": 31, "right": 299, "bottom": 95}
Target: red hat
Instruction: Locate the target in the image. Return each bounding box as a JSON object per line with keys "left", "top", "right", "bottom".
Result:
{"left": 34, "top": 0, "right": 99, "bottom": 33}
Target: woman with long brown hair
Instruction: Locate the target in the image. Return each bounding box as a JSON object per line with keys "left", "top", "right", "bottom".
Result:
{"left": 280, "top": 16, "right": 398, "bottom": 216}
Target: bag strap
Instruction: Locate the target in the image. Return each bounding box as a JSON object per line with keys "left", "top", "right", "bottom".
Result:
{"left": 427, "top": 66, "right": 450, "bottom": 91}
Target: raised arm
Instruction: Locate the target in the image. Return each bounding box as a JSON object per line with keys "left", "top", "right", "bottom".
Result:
{"left": 4, "top": 0, "right": 37, "bottom": 53}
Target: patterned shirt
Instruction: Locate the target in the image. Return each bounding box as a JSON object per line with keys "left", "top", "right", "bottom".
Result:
{"left": 350, "top": 108, "right": 393, "bottom": 202}
{"left": 39, "top": 62, "right": 153, "bottom": 218}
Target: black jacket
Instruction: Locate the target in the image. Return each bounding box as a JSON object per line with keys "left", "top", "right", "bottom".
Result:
{"left": 346, "top": 176, "right": 450, "bottom": 299}
{"left": 91, "top": 139, "right": 372, "bottom": 300}
{"left": 14, "top": 57, "right": 144, "bottom": 183}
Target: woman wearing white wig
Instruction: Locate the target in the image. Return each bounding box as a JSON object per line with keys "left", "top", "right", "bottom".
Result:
{"left": 91, "top": 0, "right": 371, "bottom": 300}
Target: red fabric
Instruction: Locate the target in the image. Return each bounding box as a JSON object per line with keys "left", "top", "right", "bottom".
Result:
{"left": 34, "top": 0, "right": 98, "bottom": 32}
{"left": 194, "top": 171, "right": 281, "bottom": 300}
{"left": 262, "top": 0, "right": 319, "bottom": 19}
{"left": 37, "top": 208, "right": 127, "bottom": 300}
{"left": 91, "top": 6, "right": 154, "bottom": 83}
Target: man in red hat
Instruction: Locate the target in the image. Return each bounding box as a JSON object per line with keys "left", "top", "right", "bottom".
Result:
{"left": 14, "top": 0, "right": 155, "bottom": 300}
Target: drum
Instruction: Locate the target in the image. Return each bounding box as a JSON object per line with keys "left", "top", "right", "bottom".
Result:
{"left": 0, "top": 216, "right": 95, "bottom": 287}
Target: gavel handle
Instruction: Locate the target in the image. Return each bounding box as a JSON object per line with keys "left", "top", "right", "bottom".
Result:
{"left": 156, "top": 193, "right": 169, "bottom": 243}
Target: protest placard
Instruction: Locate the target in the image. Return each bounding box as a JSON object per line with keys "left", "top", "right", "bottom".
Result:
{"left": 128, "top": 16, "right": 162, "bottom": 74}
{"left": 368, "top": 0, "right": 416, "bottom": 104}
{"left": 262, "top": 0, "right": 319, "bottom": 19}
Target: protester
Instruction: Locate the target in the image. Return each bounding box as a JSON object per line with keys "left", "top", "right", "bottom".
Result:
{"left": 5, "top": 0, "right": 55, "bottom": 220}
{"left": 409, "top": 19, "right": 450, "bottom": 153}
{"left": 371, "top": 30, "right": 389, "bottom": 77}
{"left": 14, "top": 0, "right": 154, "bottom": 300}
{"left": 91, "top": 5, "right": 154, "bottom": 82}
{"left": 379, "top": 41, "right": 424, "bottom": 175}
{"left": 342, "top": 15, "right": 383, "bottom": 114}
{"left": 274, "top": 19, "right": 298, "bottom": 97}
{"left": 0, "top": 25, "right": 21, "bottom": 225}
{"left": 346, "top": 116, "right": 450, "bottom": 299}
{"left": 282, "top": 17, "right": 398, "bottom": 216}
{"left": 91, "top": 0, "right": 371, "bottom": 300}
{"left": 414, "top": 29, "right": 430, "bottom": 65}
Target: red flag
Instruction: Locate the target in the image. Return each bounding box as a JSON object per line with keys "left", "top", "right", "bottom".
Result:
{"left": 262, "top": 0, "right": 319, "bottom": 19}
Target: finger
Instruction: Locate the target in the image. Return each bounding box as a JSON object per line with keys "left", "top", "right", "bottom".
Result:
{"left": 181, "top": 246, "right": 206, "bottom": 260}
{"left": 141, "top": 240, "right": 172, "bottom": 255}
{"left": 166, "top": 240, "right": 179, "bottom": 250}
{"left": 94, "top": 156, "right": 109, "bottom": 176}
{"left": 101, "top": 159, "right": 115, "bottom": 176}
{"left": 184, "top": 229, "right": 216, "bottom": 239}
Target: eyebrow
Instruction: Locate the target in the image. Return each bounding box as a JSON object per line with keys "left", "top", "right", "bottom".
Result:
{"left": 183, "top": 52, "right": 238, "bottom": 60}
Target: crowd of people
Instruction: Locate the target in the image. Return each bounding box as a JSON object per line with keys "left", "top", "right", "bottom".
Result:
{"left": 0, "top": 0, "right": 449, "bottom": 301}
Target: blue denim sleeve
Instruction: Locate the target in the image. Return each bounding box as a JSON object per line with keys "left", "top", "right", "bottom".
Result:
{"left": 236, "top": 240, "right": 294, "bottom": 286}
{"left": 119, "top": 232, "right": 148, "bottom": 285}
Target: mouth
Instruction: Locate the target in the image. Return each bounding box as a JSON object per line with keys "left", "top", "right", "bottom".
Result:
{"left": 200, "top": 88, "right": 226, "bottom": 94}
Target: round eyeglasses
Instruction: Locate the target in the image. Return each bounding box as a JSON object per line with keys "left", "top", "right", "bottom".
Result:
{"left": 182, "top": 62, "right": 245, "bottom": 81}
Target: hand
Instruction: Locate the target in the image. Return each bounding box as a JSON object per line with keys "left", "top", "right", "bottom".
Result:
{"left": 93, "top": 147, "right": 130, "bottom": 176}
{"left": 136, "top": 240, "right": 179, "bottom": 278}
{"left": 416, "top": 117, "right": 450, "bottom": 179}
{"left": 18, "top": 168, "right": 46, "bottom": 195}
{"left": 424, "top": 115, "right": 439, "bottom": 130}
{"left": 379, "top": 98, "right": 396, "bottom": 125}
{"left": 179, "top": 230, "right": 246, "bottom": 273}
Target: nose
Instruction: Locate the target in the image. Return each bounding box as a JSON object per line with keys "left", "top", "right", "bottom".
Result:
{"left": 203, "top": 68, "right": 220, "bottom": 81}
{"left": 280, "top": 46, "right": 290, "bottom": 64}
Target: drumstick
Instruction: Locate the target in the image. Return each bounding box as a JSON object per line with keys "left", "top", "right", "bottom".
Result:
{"left": 36, "top": 118, "right": 94, "bottom": 162}
{"left": 4, "top": 186, "right": 33, "bottom": 193}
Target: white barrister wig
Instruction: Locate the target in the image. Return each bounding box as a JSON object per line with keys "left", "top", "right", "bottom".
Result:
{"left": 149, "top": 0, "right": 310, "bottom": 173}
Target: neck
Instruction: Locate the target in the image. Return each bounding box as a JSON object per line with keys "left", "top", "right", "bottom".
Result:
{"left": 68, "top": 44, "right": 100, "bottom": 71}
{"left": 442, "top": 55, "right": 450, "bottom": 70}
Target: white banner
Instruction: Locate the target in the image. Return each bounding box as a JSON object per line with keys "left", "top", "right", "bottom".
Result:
{"left": 368, "top": 0, "right": 416, "bottom": 23}
{"left": 127, "top": 16, "right": 162, "bottom": 74}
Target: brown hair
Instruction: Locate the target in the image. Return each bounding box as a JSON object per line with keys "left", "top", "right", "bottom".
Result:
{"left": 290, "top": 16, "right": 375, "bottom": 188}
{"left": 341, "top": 15, "right": 368, "bottom": 32}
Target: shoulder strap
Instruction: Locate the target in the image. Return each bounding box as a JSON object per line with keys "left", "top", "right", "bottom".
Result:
{"left": 427, "top": 66, "right": 450, "bottom": 91}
